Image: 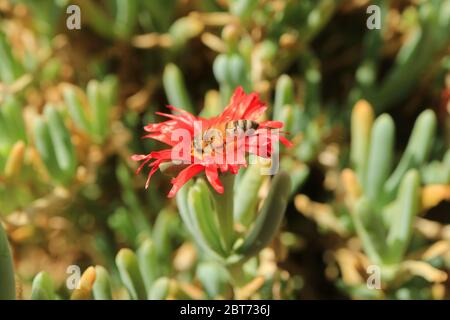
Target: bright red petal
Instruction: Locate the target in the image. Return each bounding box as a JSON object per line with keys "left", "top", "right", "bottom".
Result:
{"left": 241, "top": 94, "right": 267, "bottom": 120}
{"left": 131, "top": 154, "right": 149, "bottom": 161}
{"left": 145, "top": 159, "right": 164, "bottom": 189}
{"left": 155, "top": 111, "right": 194, "bottom": 127}
{"left": 168, "top": 164, "right": 205, "bottom": 198}
{"left": 259, "top": 120, "right": 283, "bottom": 129}
{"left": 211, "top": 87, "right": 267, "bottom": 125}
{"left": 165, "top": 105, "right": 197, "bottom": 121}
{"left": 205, "top": 165, "right": 224, "bottom": 194}
{"left": 131, "top": 154, "right": 153, "bottom": 174}
{"left": 142, "top": 133, "right": 175, "bottom": 146}
{"left": 279, "top": 135, "right": 294, "bottom": 147}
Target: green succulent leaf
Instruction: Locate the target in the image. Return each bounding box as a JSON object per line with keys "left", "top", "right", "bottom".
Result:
{"left": 163, "top": 64, "right": 194, "bottom": 113}
{"left": 351, "top": 197, "right": 382, "bottom": 265}
{"left": 1, "top": 98, "right": 27, "bottom": 144}
{"left": 137, "top": 240, "right": 160, "bottom": 294}
{"left": 350, "top": 101, "right": 374, "bottom": 182}
{"left": 273, "top": 75, "right": 295, "bottom": 123}
{"left": 31, "top": 272, "right": 56, "bottom": 300}
{"left": 177, "top": 182, "right": 224, "bottom": 261}
{"left": 188, "top": 180, "right": 226, "bottom": 256}
{"left": 114, "top": 0, "right": 138, "bottom": 39}
{"left": 34, "top": 117, "right": 64, "bottom": 182}
{"left": 149, "top": 277, "right": 171, "bottom": 300}
{"left": 234, "top": 164, "right": 265, "bottom": 227}
{"left": 63, "top": 86, "right": 91, "bottom": 133}
{"left": 364, "top": 114, "right": 395, "bottom": 205}
{"left": 384, "top": 110, "right": 436, "bottom": 198}
{"left": 237, "top": 171, "right": 291, "bottom": 258}
{"left": 116, "top": 249, "right": 147, "bottom": 300}
{"left": 44, "top": 106, "right": 77, "bottom": 182}
{"left": 196, "top": 261, "right": 232, "bottom": 299}
{"left": 92, "top": 266, "right": 113, "bottom": 300}
{"left": 0, "top": 31, "right": 23, "bottom": 84}
{"left": 0, "top": 222, "right": 15, "bottom": 300}
{"left": 384, "top": 170, "right": 421, "bottom": 264}
{"left": 87, "top": 80, "right": 110, "bottom": 142}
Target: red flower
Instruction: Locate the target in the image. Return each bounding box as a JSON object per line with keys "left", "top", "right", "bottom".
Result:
{"left": 132, "top": 87, "right": 292, "bottom": 198}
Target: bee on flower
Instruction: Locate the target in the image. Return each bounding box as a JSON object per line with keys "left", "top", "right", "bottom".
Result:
{"left": 132, "top": 87, "right": 292, "bottom": 198}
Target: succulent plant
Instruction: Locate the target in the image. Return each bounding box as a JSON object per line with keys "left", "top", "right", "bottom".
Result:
{"left": 296, "top": 101, "right": 450, "bottom": 298}
{"left": 0, "top": 0, "right": 449, "bottom": 302}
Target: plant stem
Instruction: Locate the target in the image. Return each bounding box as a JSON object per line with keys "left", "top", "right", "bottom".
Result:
{"left": 227, "top": 261, "right": 247, "bottom": 290}
{"left": 210, "top": 174, "right": 235, "bottom": 253}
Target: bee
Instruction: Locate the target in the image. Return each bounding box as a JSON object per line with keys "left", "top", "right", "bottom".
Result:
{"left": 193, "top": 120, "right": 259, "bottom": 155}
{"left": 225, "top": 120, "right": 260, "bottom": 134}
